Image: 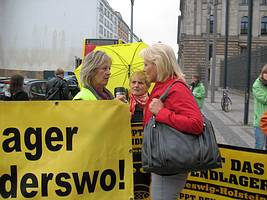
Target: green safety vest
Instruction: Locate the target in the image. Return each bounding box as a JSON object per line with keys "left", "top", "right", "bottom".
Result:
{"left": 73, "top": 87, "right": 97, "bottom": 100}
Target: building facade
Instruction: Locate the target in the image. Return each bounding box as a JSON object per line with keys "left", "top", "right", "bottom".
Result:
{"left": 178, "top": 0, "right": 267, "bottom": 84}
{"left": 0, "top": 0, "right": 137, "bottom": 77}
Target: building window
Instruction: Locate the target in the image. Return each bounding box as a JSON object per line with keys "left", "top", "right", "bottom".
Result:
{"left": 240, "top": 16, "right": 248, "bottom": 34}
{"left": 261, "top": 0, "right": 267, "bottom": 5}
{"left": 99, "top": 25, "right": 103, "bottom": 34}
{"left": 240, "top": 46, "right": 247, "bottom": 54}
{"left": 240, "top": 0, "right": 248, "bottom": 5}
{"left": 209, "top": 44, "right": 213, "bottom": 60}
{"left": 261, "top": 16, "right": 267, "bottom": 35}
{"left": 210, "top": 15, "right": 214, "bottom": 33}
{"left": 99, "top": 14, "right": 103, "bottom": 23}
{"left": 100, "top": 3, "right": 103, "bottom": 12}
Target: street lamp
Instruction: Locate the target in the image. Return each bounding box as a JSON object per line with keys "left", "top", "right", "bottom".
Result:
{"left": 130, "top": 0, "right": 134, "bottom": 42}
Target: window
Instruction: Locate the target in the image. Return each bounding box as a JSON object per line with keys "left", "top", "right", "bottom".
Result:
{"left": 100, "top": 3, "right": 103, "bottom": 12}
{"left": 99, "top": 25, "right": 103, "bottom": 34}
{"left": 99, "top": 14, "right": 103, "bottom": 23}
{"left": 240, "top": 46, "right": 247, "bottom": 54}
{"left": 210, "top": 15, "right": 214, "bottom": 33}
{"left": 261, "top": 0, "right": 267, "bottom": 5}
{"left": 209, "top": 44, "right": 213, "bottom": 60}
{"left": 240, "top": 16, "right": 248, "bottom": 34}
{"left": 261, "top": 16, "right": 267, "bottom": 35}
{"left": 240, "top": 0, "right": 248, "bottom": 5}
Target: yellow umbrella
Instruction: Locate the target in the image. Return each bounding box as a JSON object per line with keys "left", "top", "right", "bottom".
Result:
{"left": 74, "top": 42, "right": 148, "bottom": 94}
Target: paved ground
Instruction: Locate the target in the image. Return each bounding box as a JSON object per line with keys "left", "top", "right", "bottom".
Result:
{"left": 202, "top": 89, "right": 255, "bottom": 149}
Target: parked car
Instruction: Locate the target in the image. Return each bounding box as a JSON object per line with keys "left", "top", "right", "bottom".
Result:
{"left": 0, "top": 77, "right": 48, "bottom": 100}
{"left": 0, "top": 77, "right": 10, "bottom": 100}
{"left": 24, "top": 79, "right": 48, "bottom": 100}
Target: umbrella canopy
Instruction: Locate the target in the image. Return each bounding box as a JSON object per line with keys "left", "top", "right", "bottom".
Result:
{"left": 74, "top": 42, "right": 148, "bottom": 95}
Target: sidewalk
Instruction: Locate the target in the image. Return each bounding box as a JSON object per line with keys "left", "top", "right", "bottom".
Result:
{"left": 202, "top": 89, "right": 255, "bottom": 149}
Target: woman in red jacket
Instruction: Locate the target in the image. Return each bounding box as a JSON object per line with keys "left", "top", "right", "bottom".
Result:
{"left": 140, "top": 43, "right": 203, "bottom": 200}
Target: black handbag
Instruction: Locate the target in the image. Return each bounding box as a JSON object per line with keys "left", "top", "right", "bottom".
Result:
{"left": 142, "top": 81, "right": 222, "bottom": 175}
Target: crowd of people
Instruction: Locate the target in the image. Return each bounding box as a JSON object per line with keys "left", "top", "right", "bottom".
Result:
{"left": 3, "top": 42, "right": 267, "bottom": 199}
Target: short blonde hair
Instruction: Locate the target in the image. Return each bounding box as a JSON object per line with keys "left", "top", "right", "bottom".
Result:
{"left": 140, "top": 43, "right": 184, "bottom": 82}
{"left": 80, "top": 50, "right": 111, "bottom": 88}
{"left": 129, "top": 71, "right": 150, "bottom": 89}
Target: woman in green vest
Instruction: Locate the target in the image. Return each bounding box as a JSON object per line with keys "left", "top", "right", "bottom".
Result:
{"left": 73, "top": 50, "right": 126, "bottom": 102}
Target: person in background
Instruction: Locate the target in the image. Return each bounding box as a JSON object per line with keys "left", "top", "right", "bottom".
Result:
{"left": 140, "top": 43, "right": 203, "bottom": 200}
{"left": 252, "top": 64, "right": 267, "bottom": 150}
{"left": 129, "top": 71, "right": 151, "bottom": 199}
{"left": 129, "top": 71, "right": 150, "bottom": 123}
{"left": 4, "top": 74, "right": 29, "bottom": 101}
{"left": 190, "top": 74, "right": 205, "bottom": 109}
{"left": 46, "top": 68, "right": 70, "bottom": 100}
{"left": 73, "top": 50, "right": 126, "bottom": 102}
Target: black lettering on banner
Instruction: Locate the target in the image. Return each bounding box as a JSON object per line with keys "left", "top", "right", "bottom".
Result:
{"left": 41, "top": 173, "right": 53, "bottom": 196}
{"left": 55, "top": 173, "right": 71, "bottom": 196}
{"left": 73, "top": 171, "right": 99, "bottom": 194}
{"left": 231, "top": 159, "right": 265, "bottom": 175}
{"left": 45, "top": 127, "right": 63, "bottom": 151}
{"left": 20, "top": 173, "right": 38, "bottom": 198}
{"left": 0, "top": 165, "right": 17, "bottom": 198}
{"left": 100, "top": 169, "right": 116, "bottom": 191}
{"left": 66, "top": 127, "right": 78, "bottom": 150}
{"left": 2, "top": 128, "right": 21, "bottom": 152}
{"left": 24, "top": 127, "right": 42, "bottom": 161}
{"left": 179, "top": 192, "right": 196, "bottom": 199}
{"left": 2, "top": 126, "right": 78, "bottom": 161}
{"left": 254, "top": 163, "right": 264, "bottom": 175}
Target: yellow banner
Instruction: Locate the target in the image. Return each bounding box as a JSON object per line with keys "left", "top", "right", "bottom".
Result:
{"left": 179, "top": 145, "right": 267, "bottom": 200}
{"left": 0, "top": 101, "right": 134, "bottom": 199}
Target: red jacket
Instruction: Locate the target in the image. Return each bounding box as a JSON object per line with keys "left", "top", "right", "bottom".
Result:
{"left": 143, "top": 78, "right": 204, "bottom": 135}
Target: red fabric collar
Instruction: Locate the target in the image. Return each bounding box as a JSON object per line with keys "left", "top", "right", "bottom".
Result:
{"left": 130, "top": 93, "right": 149, "bottom": 116}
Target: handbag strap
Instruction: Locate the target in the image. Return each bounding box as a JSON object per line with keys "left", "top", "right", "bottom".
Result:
{"left": 159, "top": 80, "right": 189, "bottom": 102}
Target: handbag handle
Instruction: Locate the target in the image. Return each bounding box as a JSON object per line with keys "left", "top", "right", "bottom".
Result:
{"left": 159, "top": 80, "right": 189, "bottom": 102}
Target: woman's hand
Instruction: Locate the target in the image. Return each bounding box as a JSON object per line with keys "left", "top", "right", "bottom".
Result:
{"left": 115, "top": 95, "right": 128, "bottom": 103}
{"left": 149, "top": 98, "right": 163, "bottom": 115}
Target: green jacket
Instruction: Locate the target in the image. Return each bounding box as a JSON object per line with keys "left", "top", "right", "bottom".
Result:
{"left": 192, "top": 82, "right": 205, "bottom": 109}
{"left": 73, "top": 87, "right": 97, "bottom": 100}
{"left": 252, "top": 78, "right": 267, "bottom": 127}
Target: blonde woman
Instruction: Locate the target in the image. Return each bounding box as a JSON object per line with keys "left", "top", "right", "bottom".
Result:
{"left": 73, "top": 50, "right": 126, "bottom": 102}
{"left": 140, "top": 43, "right": 203, "bottom": 200}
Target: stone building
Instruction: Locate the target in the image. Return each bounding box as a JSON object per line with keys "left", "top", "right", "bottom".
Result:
{"left": 178, "top": 0, "right": 267, "bottom": 84}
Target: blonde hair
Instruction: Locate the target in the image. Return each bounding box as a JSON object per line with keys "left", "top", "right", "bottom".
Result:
{"left": 140, "top": 43, "right": 184, "bottom": 82}
{"left": 80, "top": 50, "right": 111, "bottom": 88}
{"left": 261, "top": 64, "right": 267, "bottom": 76}
{"left": 129, "top": 71, "right": 150, "bottom": 89}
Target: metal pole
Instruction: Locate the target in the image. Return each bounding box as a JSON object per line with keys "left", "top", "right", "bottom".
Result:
{"left": 211, "top": 0, "right": 217, "bottom": 103}
{"left": 224, "top": 0, "right": 229, "bottom": 89}
{"left": 244, "top": 0, "right": 253, "bottom": 125}
{"left": 205, "top": 1, "right": 210, "bottom": 98}
{"left": 130, "top": 0, "right": 134, "bottom": 43}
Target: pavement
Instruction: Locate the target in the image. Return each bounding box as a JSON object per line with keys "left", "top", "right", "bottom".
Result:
{"left": 202, "top": 89, "right": 255, "bottom": 149}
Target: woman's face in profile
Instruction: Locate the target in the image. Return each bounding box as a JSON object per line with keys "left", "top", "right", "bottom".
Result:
{"left": 263, "top": 73, "right": 267, "bottom": 81}
{"left": 144, "top": 59, "right": 157, "bottom": 83}
{"left": 92, "top": 59, "right": 111, "bottom": 88}
{"left": 130, "top": 76, "right": 148, "bottom": 96}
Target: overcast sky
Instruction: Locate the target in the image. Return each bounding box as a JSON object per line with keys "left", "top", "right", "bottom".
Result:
{"left": 108, "top": 0, "right": 181, "bottom": 55}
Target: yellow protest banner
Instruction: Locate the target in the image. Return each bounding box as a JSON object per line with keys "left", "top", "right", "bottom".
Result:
{"left": 0, "top": 101, "right": 134, "bottom": 200}
{"left": 131, "top": 123, "right": 151, "bottom": 200}
{"left": 178, "top": 145, "right": 267, "bottom": 200}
